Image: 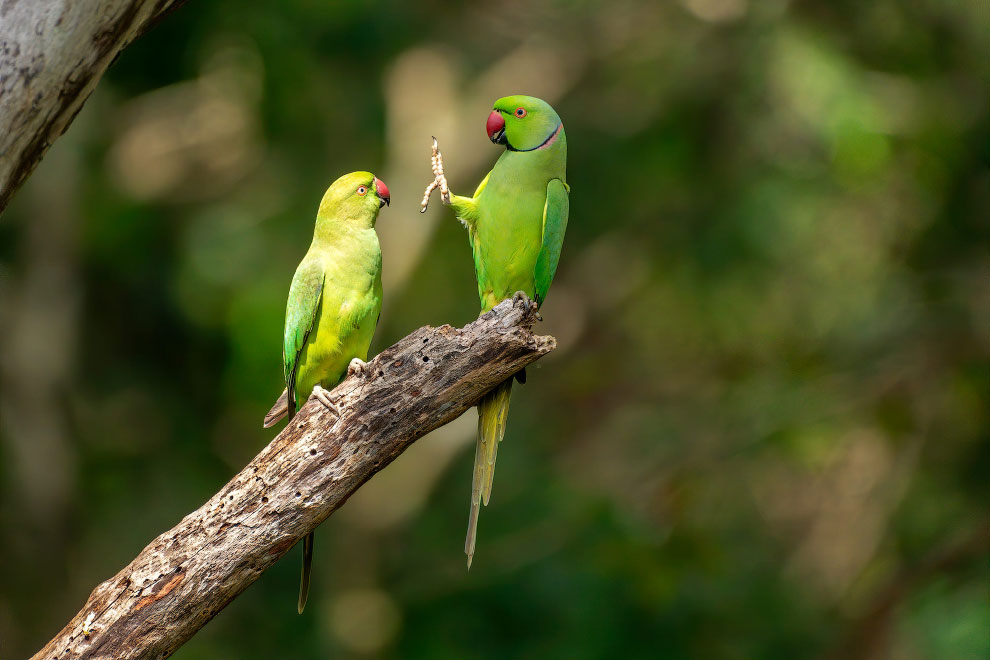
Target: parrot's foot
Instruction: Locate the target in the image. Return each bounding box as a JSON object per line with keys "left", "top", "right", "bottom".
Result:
{"left": 420, "top": 136, "right": 450, "bottom": 213}
{"left": 311, "top": 385, "right": 341, "bottom": 417}
{"left": 347, "top": 357, "right": 368, "bottom": 378}
{"left": 511, "top": 291, "right": 541, "bottom": 320}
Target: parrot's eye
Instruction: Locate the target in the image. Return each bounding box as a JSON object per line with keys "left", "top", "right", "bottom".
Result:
{"left": 357, "top": 185, "right": 368, "bottom": 195}
{"left": 515, "top": 107, "right": 527, "bottom": 117}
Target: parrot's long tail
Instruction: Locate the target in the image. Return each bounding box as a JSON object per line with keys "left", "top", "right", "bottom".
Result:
{"left": 263, "top": 388, "right": 289, "bottom": 428}
{"left": 272, "top": 388, "right": 312, "bottom": 614}
{"left": 297, "top": 532, "right": 314, "bottom": 614}
{"left": 465, "top": 377, "right": 513, "bottom": 568}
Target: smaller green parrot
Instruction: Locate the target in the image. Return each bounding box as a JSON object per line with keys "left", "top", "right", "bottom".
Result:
{"left": 263, "top": 170, "right": 389, "bottom": 613}
{"left": 422, "top": 95, "right": 569, "bottom": 568}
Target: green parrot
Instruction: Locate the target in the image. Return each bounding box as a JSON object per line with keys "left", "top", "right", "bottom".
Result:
{"left": 263, "top": 170, "right": 389, "bottom": 613}
{"left": 422, "top": 95, "right": 569, "bottom": 568}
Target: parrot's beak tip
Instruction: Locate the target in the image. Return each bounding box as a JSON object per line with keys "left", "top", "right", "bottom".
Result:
{"left": 373, "top": 177, "right": 390, "bottom": 208}
{"left": 486, "top": 110, "right": 507, "bottom": 146}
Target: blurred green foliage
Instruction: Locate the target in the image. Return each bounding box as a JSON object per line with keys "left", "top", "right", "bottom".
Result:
{"left": 1, "top": 1, "right": 987, "bottom": 658}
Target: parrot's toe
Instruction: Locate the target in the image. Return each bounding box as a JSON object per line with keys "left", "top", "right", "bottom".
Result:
{"left": 311, "top": 385, "right": 341, "bottom": 417}
{"left": 347, "top": 357, "right": 368, "bottom": 378}
{"left": 421, "top": 137, "right": 451, "bottom": 213}
{"left": 421, "top": 179, "right": 438, "bottom": 212}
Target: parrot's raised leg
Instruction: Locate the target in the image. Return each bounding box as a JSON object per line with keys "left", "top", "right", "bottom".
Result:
{"left": 311, "top": 385, "right": 341, "bottom": 417}
{"left": 420, "top": 137, "right": 451, "bottom": 212}
{"left": 347, "top": 357, "right": 368, "bottom": 377}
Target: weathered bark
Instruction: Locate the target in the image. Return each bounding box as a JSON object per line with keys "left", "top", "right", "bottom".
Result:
{"left": 0, "top": 0, "right": 186, "bottom": 213}
{"left": 32, "top": 295, "right": 555, "bottom": 660}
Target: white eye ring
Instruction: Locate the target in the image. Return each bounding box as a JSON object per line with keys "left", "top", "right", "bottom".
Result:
{"left": 357, "top": 185, "right": 368, "bottom": 195}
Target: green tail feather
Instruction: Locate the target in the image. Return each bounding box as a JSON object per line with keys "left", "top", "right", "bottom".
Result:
{"left": 285, "top": 401, "right": 314, "bottom": 615}
{"left": 465, "top": 378, "right": 513, "bottom": 568}
{"left": 297, "top": 532, "right": 314, "bottom": 614}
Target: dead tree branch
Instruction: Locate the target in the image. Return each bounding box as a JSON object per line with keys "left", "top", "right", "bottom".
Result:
{"left": 32, "top": 295, "right": 555, "bottom": 660}
{"left": 0, "top": 0, "right": 187, "bottom": 213}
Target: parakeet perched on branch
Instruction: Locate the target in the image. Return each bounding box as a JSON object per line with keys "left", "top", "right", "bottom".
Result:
{"left": 422, "top": 95, "right": 569, "bottom": 568}
{"left": 263, "top": 170, "right": 389, "bottom": 612}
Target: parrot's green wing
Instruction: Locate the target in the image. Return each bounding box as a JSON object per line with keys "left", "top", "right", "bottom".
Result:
{"left": 533, "top": 178, "right": 569, "bottom": 307}
{"left": 283, "top": 258, "right": 325, "bottom": 418}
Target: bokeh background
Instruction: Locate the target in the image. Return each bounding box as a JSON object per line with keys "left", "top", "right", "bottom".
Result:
{"left": 1, "top": 1, "right": 987, "bottom": 658}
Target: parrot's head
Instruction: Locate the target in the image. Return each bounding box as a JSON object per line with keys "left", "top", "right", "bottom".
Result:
{"left": 487, "top": 95, "right": 563, "bottom": 152}
{"left": 318, "top": 171, "right": 390, "bottom": 227}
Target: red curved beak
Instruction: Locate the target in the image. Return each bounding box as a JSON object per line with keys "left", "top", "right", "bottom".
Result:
{"left": 486, "top": 110, "right": 506, "bottom": 144}
{"left": 374, "top": 177, "right": 389, "bottom": 207}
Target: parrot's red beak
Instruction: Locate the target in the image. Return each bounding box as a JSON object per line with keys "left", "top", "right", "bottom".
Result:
{"left": 486, "top": 110, "right": 507, "bottom": 145}
{"left": 374, "top": 177, "right": 390, "bottom": 207}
